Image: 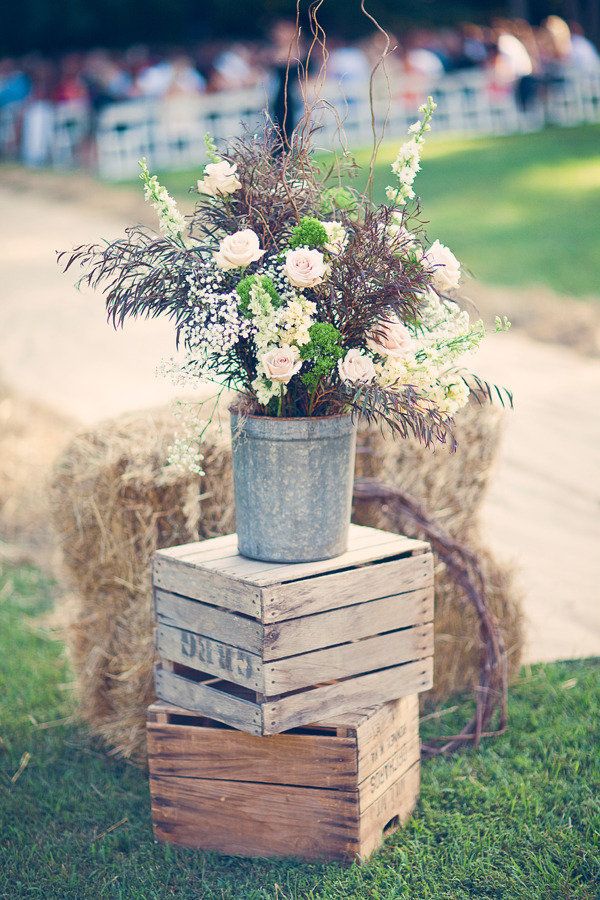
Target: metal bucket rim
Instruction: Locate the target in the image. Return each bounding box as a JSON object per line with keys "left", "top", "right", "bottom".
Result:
{"left": 230, "top": 411, "right": 356, "bottom": 441}
{"left": 230, "top": 412, "right": 353, "bottom": 422}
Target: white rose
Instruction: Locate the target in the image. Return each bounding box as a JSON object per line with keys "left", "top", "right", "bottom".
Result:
{"left": 367, "top": 317, "right": 415, "bottom": 360}
{"left": 284, "top": 248, "right": 327, "bottom": 289}
{"left": 337, "top": 349, "right": 376, "bottom": 385}
{"left": 321, "top": 221, "right": 348, "bottom": 255}
{"left": 426, "top": 240, "right": 461, "bottom": 292}
{"left": 214, "top": 229, "right": 265, "bottom": 270}
{"left": 197, "top": 160, "right": 241, "bottom": 197}
{"left": 261, "top": 345, "right": 302, "bottom": 384}
{"left": 443, "top": 379, "right": 470, "bottom": 417}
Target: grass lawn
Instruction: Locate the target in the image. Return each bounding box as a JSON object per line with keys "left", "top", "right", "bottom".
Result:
{"left": 1, "top": 563, "right": 598, "bottom": 899}
{"left": 151, "top": 124, "right": 600, "bottom": 299}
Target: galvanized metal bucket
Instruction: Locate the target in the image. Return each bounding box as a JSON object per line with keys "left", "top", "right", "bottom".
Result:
{"left": 230, "top": 413, "right": 357, "bottom": 563}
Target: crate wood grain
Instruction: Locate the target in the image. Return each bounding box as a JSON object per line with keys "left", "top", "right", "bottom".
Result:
{"left": 153, "top": 524, "right": 434, "bottom": 734}
{"left": 148, "top": 695, "right": 420, "bottom": 862}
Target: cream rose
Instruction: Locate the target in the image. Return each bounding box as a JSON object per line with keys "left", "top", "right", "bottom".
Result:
{"left": 214, "top": 229, "right": 265, "bottom": 270}
{"left": 261, "top": 345, "right": 302, "bottom": 384}
{"left": 197, "top": 160, "right": 241, "bottom": 197}
{"left": 337, "top": 349, "right": 376, "bottom": 385}
{"left": 284, "top": 248, "right": 327, "bottom": 289}
{"left": 367, "top": 317, "right": 415, "bottom": 360}
{"left": 321, "top": 221, "right": 348, "bottom": 255}
{"left": 426, "top": 240, "right": 461, "bottom": 292}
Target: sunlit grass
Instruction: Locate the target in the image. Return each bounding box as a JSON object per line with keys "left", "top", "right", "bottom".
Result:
{"left": 362, "top": 126, "right": 600, "bottom": 298}
{"left": 513, "top": 159, "right": 600, "bottom": 193}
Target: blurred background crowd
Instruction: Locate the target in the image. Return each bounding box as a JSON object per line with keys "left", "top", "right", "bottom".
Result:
{"left": 3, "top": 16, "right": 599, "bottom": 107}
{"left": 1, "top": 13, "right": 599, "bottom": 170}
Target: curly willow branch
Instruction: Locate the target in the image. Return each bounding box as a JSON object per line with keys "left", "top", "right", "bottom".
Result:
{"left": 353, "top": 478, "right": 509, "bottom": 757}
{"left": 360, "top": 0, "right": 392, "bottom": 200}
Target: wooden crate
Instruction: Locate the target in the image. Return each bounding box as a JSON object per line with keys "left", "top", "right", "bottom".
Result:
{"left": 148, "top": 695, "right": 421, "bottom": 862}
{"left": 153, "top": 524, "right": 434, "bottom": 735}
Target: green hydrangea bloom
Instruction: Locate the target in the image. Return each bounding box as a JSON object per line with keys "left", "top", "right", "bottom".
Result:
{"left": 320, "top": 186, "right": 356, "bottom": 216}
{"left": 300, "top": 322, "right": 344, "bottom": 392}
{"left": 236, "top": 275, "right": 282, "bottom": 318}
{"left": 289, "top": 217, "right": 328, "bottom": 250}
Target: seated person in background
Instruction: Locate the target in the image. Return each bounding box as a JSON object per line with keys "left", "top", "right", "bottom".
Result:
{"left": 83, "top": 50, "right": 133, "bottom": 111}
{"left": 569, "top": 21, "right": 600, "bottom": 72}
{"left": 137, "top": 52, "right": 206, "bottom": 99}
{"left": 208, "top": 44, "right": 264, "bottom": 92}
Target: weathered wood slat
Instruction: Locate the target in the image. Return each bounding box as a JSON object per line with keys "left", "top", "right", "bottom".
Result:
{"left": 153, "top": 556, "right": 261, "bottom": 617}
{"left": 358, "top": 760, "right": 421, "bottom": 860}
{"left": 264, "top": 657, "right": 433, "bottom": 734}
{"left": 147, "top": 723, "right": 358, "bottom": 789}
{"left": 199, "top": 555, "right": 298, "bottom": 578}
{"left": 148, "top": 699, "right": 388, "bottom": 729}
{"left": 263, "top": 587, "right": 433, "bottom": 659}
{"left": 156, "top": 533, "right": 238, "bottom": 561}
{"left": 148, "top": 694, "right": 419, "bottom": 787}
{"left": 155, "top": 525, "right": 422, "bottom": 573}
{"left": 157, "top": 649, "right": 433, "bottom": 735}
{"left": 156, "top": 624, "right": 263, "bottom": 691}
{"left": 148, "top": 699, "right": 397, "bottom": 733}
{"left": 147, "top": 701, "right": 189, "bottom": 721}
{"left": 359, "top": 735, "right": 420, "bottom": 809}
{"left": 325, "top": 699, "right": 410, "bottom": 730}
{"left": 155, "top": 666, "right": 262, "bottom": 734}
{"left": 262, "top": 553, "right": 434, "bottom": 622}
{"left": 353, "top": 694, "right": 420, "bottom": 782}
{"left": 264, "top": 624, "right": 434, "bottom": 694}
{"left": 155, "top": 590, "right": 263, "bottom": 654}
{"left": 200, "top": 528, "right": 422, "bottom": 580}
{"left": 251, "top": 537, "right": 428, "bottom": 586}
{"left": 150, "top": 775, "right": 360, "bottom": 860}
{"left": 155, "top": 581, "right": 433, "bottom": 662}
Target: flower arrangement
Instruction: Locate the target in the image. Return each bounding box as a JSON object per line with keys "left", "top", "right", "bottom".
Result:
{"left": 60, "top": 99, "right": 511, "bottom": 470}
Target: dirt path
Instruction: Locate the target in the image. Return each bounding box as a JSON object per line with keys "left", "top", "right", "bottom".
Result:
{"left": 476, "top": 334, "right": 600, "bottom": 662}
{"left": 0, "top": 175, "right": 184, "bottom": 421}
{"left": 1, "top": 174, "right": 598, "bottom": 664}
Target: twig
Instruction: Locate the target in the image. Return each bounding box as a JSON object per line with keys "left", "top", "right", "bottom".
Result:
{"left": 35, "top": 715, "right": 74, "bottom": 730}
{"left": 419, "top": 704, "right": 459, "bottom": 723}
{"left": 360, "top": 0, "right": 392, "bottom": 200}
{"left": 90, "top": 817, "right": 128, "bottom": 843}
{"left": 10, "top": 752, "right": 31, "bottom": 783}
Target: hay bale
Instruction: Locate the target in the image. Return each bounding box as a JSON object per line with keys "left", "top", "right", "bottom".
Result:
{"left": 355, "top": 400, "right": 505, "bottom": 535}
{"left": 50, "top": 407, "right": 233, "bottom": 760}
{"left": 52, "top": 399, "right": 522, "bottom": 761}
{"left": 0, "top": 378, "right": 76, "bottom": 564}
{"left": 354, "top": 399, "right": 523, "bottom": 702}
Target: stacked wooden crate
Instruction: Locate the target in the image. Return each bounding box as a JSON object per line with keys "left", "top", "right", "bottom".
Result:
{"left": 148, "top": 695, "right": 420, "bottom": 861}
{"left": 148, "top": 524, "right": 434, "bottom": 861}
